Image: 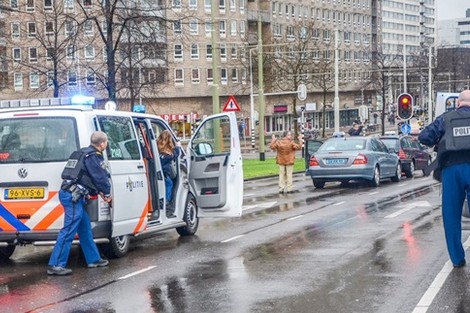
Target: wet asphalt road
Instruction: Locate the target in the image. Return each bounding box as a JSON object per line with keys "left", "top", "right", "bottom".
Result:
{"left": 1, "top": 172, "right": 470, "bottom": 313}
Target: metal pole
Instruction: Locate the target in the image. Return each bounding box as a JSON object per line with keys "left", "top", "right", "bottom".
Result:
{"left": 428, "top": 45, "right": 433, "bottom": 123}
{"left": 257, "top": 14, "right": 265, "bottom": 161}
{"left": 403, "top": 4, "right": 407, "bottom": 93}
{"left": 211, "top": 0, "right": 220, "bottom": 114}
{"left": 334, "top": 29, "right": 340, "bottom": 133}
{"left": 249, "top": 49, "right": 255, "bottom": 149}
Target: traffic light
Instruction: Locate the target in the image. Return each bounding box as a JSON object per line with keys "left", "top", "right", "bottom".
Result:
{"left": 397, "top": 93, "right": 413, "bottom": 120}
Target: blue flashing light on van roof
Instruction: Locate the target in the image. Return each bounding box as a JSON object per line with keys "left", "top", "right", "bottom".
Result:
{"left": 133, "top": 104, "right": 145, "bottom": 113}
{"left": 71, "top": 95, "right": 95, "bottom": 105}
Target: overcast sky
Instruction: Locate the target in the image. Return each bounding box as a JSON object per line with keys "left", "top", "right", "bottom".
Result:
{"left": 436, "top": 0, "right": 469, "bottom": 20}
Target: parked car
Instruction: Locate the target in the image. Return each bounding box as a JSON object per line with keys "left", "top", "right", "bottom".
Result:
{"left": 378, "top": 134, "right": 432, "bottom": 178}
{"left": 304, "top": 138, "right": 324, "bottom": 170}
{"left": 307, "top": 135, "right": 401, "bottom": 188}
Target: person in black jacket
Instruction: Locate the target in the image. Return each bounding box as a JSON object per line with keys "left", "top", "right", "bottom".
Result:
{"left": 47, "top": 131, "right": 112, "bottom": 276}
{"left": 418, "top": 90, "right": 470, "bottom": 268}
{"left": 348, "top": 122, "right": 363, "bottom": 136}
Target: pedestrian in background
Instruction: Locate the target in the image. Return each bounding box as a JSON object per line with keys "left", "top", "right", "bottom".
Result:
{"left": 48, "top": 131, "right": 112, "bottom": 276}
{"left": 418, "top": 89, "right": 470, "bottom": 268}
{"left": 270, "top": 131, "right": 302, "bottom": 194}
{"left": 348, "top": 122, "right": 363, "bottom": 136}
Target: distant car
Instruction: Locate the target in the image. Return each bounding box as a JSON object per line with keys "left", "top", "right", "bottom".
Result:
{"left": 307, "top": 136, "right": 401, "bottom": 188}
{"left": 378, "top": 135, "right": 432, "bottom": 178}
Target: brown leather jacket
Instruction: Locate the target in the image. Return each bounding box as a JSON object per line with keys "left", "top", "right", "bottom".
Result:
{"left": 270, "top": 137, "right": 301, "bottom": 165}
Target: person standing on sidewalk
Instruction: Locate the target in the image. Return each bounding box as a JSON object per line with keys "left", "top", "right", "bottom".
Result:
{"left": 270, "top": 131, "right": 302, "bottom": 194}
{"left": 47, "top": 131, "right": 112, "bottom": 276}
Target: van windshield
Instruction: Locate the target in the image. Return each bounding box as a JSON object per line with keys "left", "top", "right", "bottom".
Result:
{"left": 0, "top": 117, "right": 78, "bottom": 163}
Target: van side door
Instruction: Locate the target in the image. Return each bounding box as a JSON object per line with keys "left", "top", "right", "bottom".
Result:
{"left": 187, "top": 112, "right": 243, "bottom": 217}
{"left": 97, "top": 115, "right": 149, "bottom": 237}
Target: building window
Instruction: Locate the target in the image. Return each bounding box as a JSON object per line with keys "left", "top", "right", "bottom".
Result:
{"left": 221, "top": 68, "right": 227, "bottom": 84}
{"left": 27, "top": 22, "right": 36, "bottom": 38}
{"left": 14, "top": 72, "right": 23, "bottom": 89}
{"left": 190, "top": 43, "right": 199, "bottom": 59}
{"left": 239, "top": 0, "right": 244, "bottom": 11}
{"left": 230, "top": 20, "right": 237, "bottom": 36}
{"left": 85, "top": 46, "right": 95, "bottom": 60}
{"left": 30, "top": 72, "right": 39, "bottom": 88}
{"left": 239, "top": 20, "right": 245, "bottom": 34}
{"left": 206, "top": 44, "right": 212, "bottom": 59}
{"left": 189, "top": 0, "right": 197, "bottom": 9}
{"left": 191, "top": 68, "right": 200, "bottom": 83}
{"left": 47, "top": 71, "right": 53, "bottom": 87}
{"left": 86, "top": 70, "right": 95, "bottom": 85}
{"left": 172, "top": 0, "right": 181, "bottom": 9}
{"left": 10, "top": 0, "right": 18, "bottom": 9}
{"left": 220, "top": 43, "right": 227, "bottom": 59}
{"left": 230, "top": 0, "right": 235, "bottom": 10}
{"left": 11, "top": 23, "right": 20, "bottom": 40}
{"left": 64, "top": 0, "right": 73, "bottom": 9}
{"left": 205, "top": 20, "right": 212, "bottom": 36}
{"left": 231, "top": 45, "right": 237, "bottom": 59}
{"left": 68, "top": 70, "right": 77, "bottom": 86}
{"left": 219, "top": 0, "right": 225, "bottom": 10}
{"left": 204, "top": 0, "right": 210, "bottom": 10}
{"left": 26, "top": 0, "right": 34, "bottom": 11}
{"left": 67, "top": 45, "right": 76, "bottom": 60}
{"left": 29, "top": 47, "right": 38, "bottom": 63}
{"left": 174, "top": 68, "right": 184, "bottom": 84}
{"left": 12, "top": 48, "right": 21, "bottom": 62}
{"left": 189, "top": 19, "right": 198, "bottom": 35}
{"left": 231, "top": 68, "right": 238, "bottom": 82}
{"left": 219, "top": 20, "right": 226, "bottom": 37}
{"left": 207, "top": 68, "right": 213, "bottom": 83}
{"left": 45, "top": 21, "right": 54, "bottom": 35}
{"left": 241, "top": 68, "right": 246, "bottom": 83}
{"left": 65, "top": 19, "right": 76, "bottom": 36}
{"left": 46, "top": 47, "right": 53, "bottom": 61}
{"left": 83, "top": 0, "right": 91, "bottom": 7}
{"left": 174, "top": 44, "right": 183, "bottom": 61}
{"left": 44, "top": 0, "right": 52, "bottom": 10}
{"left": 84, "top": 20, "right": 93, "bottom": 35}
{"left": 173, "top": 21, "right": 182, "bottom": 34}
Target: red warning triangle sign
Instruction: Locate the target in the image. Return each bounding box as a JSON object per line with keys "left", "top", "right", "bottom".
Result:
{"left": 223, "top": 95, "right": 241, "bottom": 112}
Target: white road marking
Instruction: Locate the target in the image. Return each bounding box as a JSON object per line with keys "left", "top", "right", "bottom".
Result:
{"left": 221, "top": 235, "right": 245, "bottom": 243}
{"left": 242, "top": 201, "right": 277, "bottom": 211}
{"left": 368, "top": 191, "right": 379, "bottom": 195}
{"left": 333, "top": 201, "right": 345, "bottom": 206}
{"left": 287, "top": 215, "right": 304, "bottom": 221}
{"left": 412, "top": 236, "right": 470, "bottom": 313}
{"left": 244, "top": 193, "right": 255, "bottom": 197}
{"left": 118, "top": 266, "right": 156, "bottom": 280}
{"left": 398, "top": 183, "right": 408, "bottom": 187}
{"left": 385, "top": 201, "right": 431, "bottom": 219}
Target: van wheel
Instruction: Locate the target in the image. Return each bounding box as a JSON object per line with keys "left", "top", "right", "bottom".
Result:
{"left": 102, "top": 235, "right": 130, "bottom": 258}
{"left": 176, "top": 194, "right": 199, "bottom": 236}
{"left": 0, "top": 245, "right": 16, "bottom": 259}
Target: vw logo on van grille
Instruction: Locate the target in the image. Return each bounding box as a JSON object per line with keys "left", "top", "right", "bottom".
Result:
{"left": 18, "top": 168, "right": 28, "bottom": 178}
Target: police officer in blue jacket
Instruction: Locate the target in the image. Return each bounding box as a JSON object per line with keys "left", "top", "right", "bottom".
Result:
{"left": 419, "top": 90, "right": 470, "bottom": 268}
{"left": 48, "top": 131, "right": 112, "bottom": 276}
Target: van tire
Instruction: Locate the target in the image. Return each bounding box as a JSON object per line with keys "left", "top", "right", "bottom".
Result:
{"left": 0, "top": 245, "right": 15, "bottom": 259}
{"left": 102, "top": 235, "right": 130, "bottom": 258}
{"left": 176, "top": 194, "right": 199, "bottom": 236}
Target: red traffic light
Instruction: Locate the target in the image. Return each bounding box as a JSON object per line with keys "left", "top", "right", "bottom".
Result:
{"left": 397, "top": 93, "right": 413, "bottom": 120}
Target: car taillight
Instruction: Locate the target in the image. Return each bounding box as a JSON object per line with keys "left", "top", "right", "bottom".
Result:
{"left": 398, "top": 149, "right": 406, "bottom": 159}
{"left": 309, "top": 156, "right": 319, "bottom": 166}
{"left": 352, "top": 153, "right": 368, "bottom": 165}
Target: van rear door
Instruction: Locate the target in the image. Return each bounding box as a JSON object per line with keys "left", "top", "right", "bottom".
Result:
{"left": 187, "top": 112, "right": 243, "bottom": 217}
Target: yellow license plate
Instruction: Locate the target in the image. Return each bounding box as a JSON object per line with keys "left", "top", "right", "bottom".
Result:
{"left": 5, "top": 187, "right": 45, "bottom": 199}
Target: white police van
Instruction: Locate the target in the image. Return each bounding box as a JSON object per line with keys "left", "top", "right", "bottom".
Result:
{"left": 0, "top": 97, "right": 243, "bottom": 259}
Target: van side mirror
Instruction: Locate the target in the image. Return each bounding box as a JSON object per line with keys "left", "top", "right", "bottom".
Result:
{"left": 194, "top": 142, "right": 213, "bottom": 156}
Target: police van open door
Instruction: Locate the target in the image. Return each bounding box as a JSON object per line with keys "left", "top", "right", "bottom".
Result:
{"left": 188, "top": 112, "right": 243, "bottom": 217}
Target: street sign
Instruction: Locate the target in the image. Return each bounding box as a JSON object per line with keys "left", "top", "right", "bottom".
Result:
{"left": 401, "top": 123, "right": 411, "bottom": 135}
{"left": 297, "top": 84, "right": 307, "bottom": 101}
{"left": 223, "top": 95, "right": 241, "bottom": 112}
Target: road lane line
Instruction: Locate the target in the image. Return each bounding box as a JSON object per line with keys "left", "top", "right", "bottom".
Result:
{"left": 287, "top": 215, "right": 304, "bottom": 221}
{"left": 221, "top": 235, "right": 245, "bottom": 243}
{"left": 333, "top": 201, "right": 345, "bottom": 206}
{"left": 385, "top": 201, "right": 431, "bottom": 219}
{"left": 118, "top": 266, "right": 157, "bottom": 280}
{"left": 385, "top": 207, "right": 413, "bottom": 219}
{"left": 398, "top": 183, "right": 408, "bottom": 187}
{"left": 412, "top": 236, "right": 470, "bottom": 312}
{"left": 368, "top": 191, "right": 379, "bottom": 195}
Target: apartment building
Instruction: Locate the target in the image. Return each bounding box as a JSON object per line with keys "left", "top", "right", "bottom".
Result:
{"left": 438, "top": 8, "right": 470, "bottom": 47}
{"left": 0, "top": 0, "right": 380, "bottom": 135}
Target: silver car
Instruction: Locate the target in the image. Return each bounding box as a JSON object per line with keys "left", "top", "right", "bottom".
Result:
{"left": 307, "top": 136, "right": 401, "bottom": 188}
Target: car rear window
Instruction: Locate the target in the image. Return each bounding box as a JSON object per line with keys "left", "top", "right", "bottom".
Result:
{"left": 380, "top": 138, "right": 399, "bottom": 151}
{"left": 0, "top": 117, "right": 78, "bottom": 163}
{"left": 319, "top": 139, "right": 365, "bottom": 151}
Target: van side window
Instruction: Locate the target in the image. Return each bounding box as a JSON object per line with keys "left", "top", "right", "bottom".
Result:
{"left": 98, "top": 116, "right": 140, "bottom": 160}
{"left": 192, "top": 116, "right": 231, "bottom": 155}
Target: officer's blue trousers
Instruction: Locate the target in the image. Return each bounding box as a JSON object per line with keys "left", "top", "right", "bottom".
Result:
{"left": 48, "top": 190, "right": 101, "bottom": 267}
{"left": 164, "top": 175, "right": 174, "bottom": 202}
{"left": 441, "top": 164, "right": 470, "bottom": 265}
